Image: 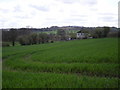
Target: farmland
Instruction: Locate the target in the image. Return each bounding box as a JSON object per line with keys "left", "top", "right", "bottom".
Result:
{"left": 2, "top": 38, "right": 119, "bottom": 88}
{"left": 41, "top": 30, "right": 79, "bottom": 34}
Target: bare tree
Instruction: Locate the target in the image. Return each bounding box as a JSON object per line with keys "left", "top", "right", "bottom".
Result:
{"left": 8, "top": 29, "right": 18, "bottom": 46}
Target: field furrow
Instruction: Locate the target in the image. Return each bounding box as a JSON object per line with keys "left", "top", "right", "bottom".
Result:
{"left": 2, "top": 38, "right": 119, "bottom": 88}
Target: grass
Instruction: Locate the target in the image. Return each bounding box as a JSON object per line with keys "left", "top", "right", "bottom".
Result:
{"left": 2, "top": 38, "right": 119, "bottom": 88}
{"left": 4, "top": 60, "right": 119, "bottom": 77}
{"left": 3, "top": 71, "right": 118, "bottom": 88}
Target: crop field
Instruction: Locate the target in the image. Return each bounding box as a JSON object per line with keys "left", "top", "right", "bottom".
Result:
{"left": 39, "top": 30, "right": 79, "bottom": 34}
{"left": 37, "top": 30, "right": 57, "bottom": 34}
{"left": 2, "top": 38, "right": 119, "bottom": 88}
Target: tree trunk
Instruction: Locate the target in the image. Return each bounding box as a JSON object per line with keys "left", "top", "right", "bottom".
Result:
{"left": 12, "top": 41, "right": 15, "bottom": 46}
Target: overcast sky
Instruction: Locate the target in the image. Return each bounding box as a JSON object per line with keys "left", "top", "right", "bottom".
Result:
{"left": 0, "top": 0, "right": 119, "bottom": 28}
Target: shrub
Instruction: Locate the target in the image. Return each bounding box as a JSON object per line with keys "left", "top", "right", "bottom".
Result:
{"left": 2, "top": 42, "right": 10, "bottom": 47}
{"left": 18, "top": 36, "right": 31, "bottom": 45}
{"left": 107, "top": 32, "right": 118, "bottom": 37}
{"left": 50, "top": 40, "right": 54, "bottom": 43}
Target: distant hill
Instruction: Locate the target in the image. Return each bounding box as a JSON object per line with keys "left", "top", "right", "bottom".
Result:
{"left": 0, "top": 26, "right": 118, "bottom": 33}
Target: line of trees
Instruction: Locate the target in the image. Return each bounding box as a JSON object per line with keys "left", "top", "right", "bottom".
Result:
{"left": 2, "top": 28, "right": 31, "bottom": 46}
{"left": 2, "top": 27, "right": 119, "bottom": 47}
{"left": 2, "top": 28, "right": 66, "bottom": 46}
{"left": 90, "top": 27, "right": 110, "bottom": 38}
{"left": 18, "top": 33, "right": 50, "bottom": 45}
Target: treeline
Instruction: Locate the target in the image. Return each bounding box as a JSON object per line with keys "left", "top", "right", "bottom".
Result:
{"left": 2, "top": 27, "right": 119, "bottom": 47}
{"left": 2, "top": 28, "right": 71, "bottom": 46}
{"left": 91, "top": 27, "right": 117, "bottom": 38}
{"left": 18, "top": 33, "right": 55, "bottom": 45}
{"left": 2, "top": 29, "right": 52, "bottom": 46}
{"left": 2, "top": 28, "right": 31, "bottom": 46}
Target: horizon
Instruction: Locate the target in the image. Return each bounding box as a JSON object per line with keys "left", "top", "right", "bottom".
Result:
{"left": 0, "top": 0, "right": 119, "bottom": 28}
{"left": 0, "top": 25, "right": 118, "bottom": 29}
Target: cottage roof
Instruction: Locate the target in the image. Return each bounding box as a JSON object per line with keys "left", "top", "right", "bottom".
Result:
{"left": 77, "top": 31, "right": 82, "bottom": 33}
{"left": 77, "top": 30, "right": 89, "bottom": 33}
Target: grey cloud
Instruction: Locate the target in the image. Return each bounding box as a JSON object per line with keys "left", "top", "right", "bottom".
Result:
{"left": 43, "top": 20, "right": 74, "bottom": 26}
{"left": 14, "top": 15, "right": 30, "bottom": 19}
{"left": 56, "top": 0, "right": 97, "bottom": 6}
{"left": 1, "top": 21, "right": 20, "bottom": 28}
{"left": 98, "top": 13, "right": 117, "bottom": 16}
{"left": 99, "top": 16, "right": 117, "bottom": 22}
{"left": 0, "top": 5, "right": 23, "bottom": 14}
{"left": 82, "top": 0, "right": 97, "bottom": 6}
{"left": 0, "top": 18, "right": 7, "bottom": 22}
{"left": 46, "top": 18, "right": 57, "bottom": 21}
{"left": 56, "top": 0, "right": 75, "bottom": 4}
{"left": 70, "top": 14, "right": 88, "bottom": 22}
{"left": 46, "top": 15, "right": 87, "bottom": 24}
{"left": 8, "top": 22, "right": 17, "bottom": 26}
{"left": 14, "top": 5, "right": 23, "bottom": 12}
{"left": 98, "top": 12, "right": 117, "bottom": 22}
{"left": 118, "top": 17, "right": 120, "bottom": 28}
{"left": 30, "top": 4, "right": 49, "bottom": 12}
{"left": 90, "top": 8, "right": 98, "bottom": 11}
{"left": 0, "top": 8, "right": 9, "bottom": 13}
{"left": 71, "top": 14, "right": 88, "bottom": 18}
{"left": 62, "top": 18, "right": 87, "bottom": 26}
{"left": 44, "top": 14, "right": 88, "bottom": 26}
{"left": 66, "top": 18, "right": 87, "bottom": 22}
{"left": 0, "top": 18, "right": 7, "bottom": 28}
{"left": 86, "top": 0, "right": 97, "bottom": 5}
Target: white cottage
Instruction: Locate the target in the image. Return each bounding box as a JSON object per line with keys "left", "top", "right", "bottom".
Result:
{"left": 76, "top": 31, "right": 87, "bottom": 39}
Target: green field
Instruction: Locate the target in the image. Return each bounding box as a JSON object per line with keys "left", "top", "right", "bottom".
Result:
{"left": 2, "top": 38, "right": 119, "bottom": 88}
{"left": 40, "top": 30, "right": 79, "bottom": 34}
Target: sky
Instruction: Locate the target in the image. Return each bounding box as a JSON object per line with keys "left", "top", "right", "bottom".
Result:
{"left": 0, "top": 0, "right": 119, "bottom": 28}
